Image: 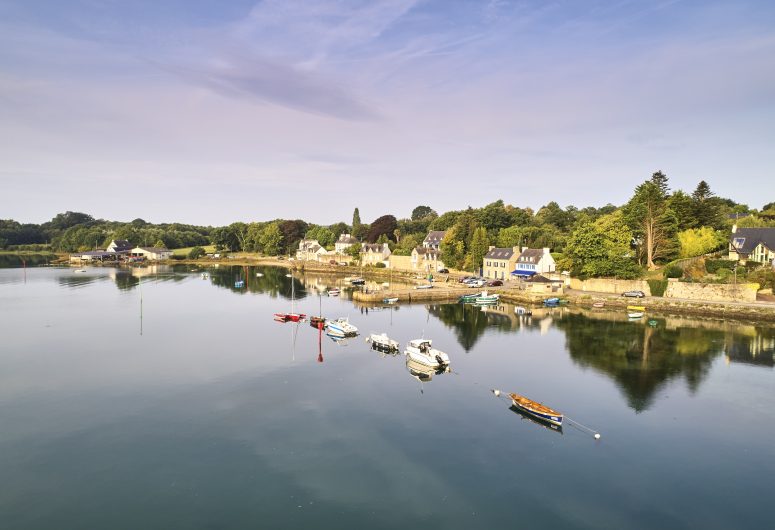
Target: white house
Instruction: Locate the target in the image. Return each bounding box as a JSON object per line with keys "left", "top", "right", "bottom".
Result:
{"left": 130, "top": 246, "right": 172, "bottom": 261}
{"left": 335, "top": 233, "right": 358, "bottom": 254}
{"left": 107, "top": 239, "right": 133, "bottom": 253}
{"left": 729, "top": 226, "right": 775, "bottom": 266}
{"left": 296, "top": 239, "right": 329, "bottom": 261}
{"left": 511, "top": 247, "right": 556, "bottom": 278}
{"left": 361, "top": 242, "right": 391, "bottom": 265}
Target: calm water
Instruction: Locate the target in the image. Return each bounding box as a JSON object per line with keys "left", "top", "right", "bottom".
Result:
{"left": 1, "top": 265, "right": 773, "bottom": 529}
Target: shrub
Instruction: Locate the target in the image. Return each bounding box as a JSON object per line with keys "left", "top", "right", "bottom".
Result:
{"left": 663, "top": 264, "right": 683, "bottom": 279}
{"left": 375, "top": 262, "right": 386, "bottom": 268}
{"left": 647, "top": 279, "right": 668, "bottom": 297}
{"left": 170, "top": 254, "right": 185, "bottom": 261}
{"left": 705, "top": 259, "right": 734, "bottom": 274}
{"left": 188, "top": 246, "right": 206, "bottom": 259}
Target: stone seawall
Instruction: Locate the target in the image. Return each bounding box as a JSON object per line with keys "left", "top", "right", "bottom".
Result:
{"left": 664, "top": 281, "right": 759, "bottom": 303}
{"left": 569, "top": 278, "right": 652, "bottom": 295}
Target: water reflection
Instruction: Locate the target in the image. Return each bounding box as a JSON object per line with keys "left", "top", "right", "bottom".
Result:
{"left": 405, "top": 358, "right": 450, "bottom": 393}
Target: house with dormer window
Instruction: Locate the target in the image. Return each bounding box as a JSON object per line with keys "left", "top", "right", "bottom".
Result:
{"left": 483, "top": 246, "right": 520, "bottom": 280}
{"left": 729, "top": 226, "right": 775, "bottom": 267}
{"left": 423, "top": 231, "right": 446, "bottom": 250}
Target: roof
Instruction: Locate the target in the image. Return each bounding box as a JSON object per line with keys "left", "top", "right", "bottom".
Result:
{"left": 731, "top": 228, "right": 775, "bottom": 256}
{"left": 423, "top": 231, "right": 446, "bottom": 243}
{"left": 361, "top": 243, "right": 387, "bottom": 253}
{"left": 485, "top": 247, "right": 515, "bottom": 260}
{"left": 414, "top": 247, "right": 440, "bottom": 257}
{"left": 337, "top": 234, "right": 358, "bottom": 244}
{"left": 135, "top": 247, "right": 170, "bottom": 253}
{"left": 517, "top": 248, "right": 544, "bottom": 263}
{"left": 77, "top": 250, "right": 115, "bottom": 257}
{"left": 109, "top": 239, "right": 133, "bottom": 251}
{"left": 525, "top": 274, "right": 553, "bottom": 283}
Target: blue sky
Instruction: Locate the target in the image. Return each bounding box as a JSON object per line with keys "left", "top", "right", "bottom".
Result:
{"left": 1, "top": 0, "right": 773, "bottom": 225}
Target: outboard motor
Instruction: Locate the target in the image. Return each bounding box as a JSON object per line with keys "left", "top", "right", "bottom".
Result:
{"left": 435, "top": 354, "right": 444, "bottom": 366}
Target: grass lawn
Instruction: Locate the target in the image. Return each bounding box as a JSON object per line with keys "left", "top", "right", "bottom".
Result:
{"left": 172, "top": 245, "right": 216, "bottom": 256}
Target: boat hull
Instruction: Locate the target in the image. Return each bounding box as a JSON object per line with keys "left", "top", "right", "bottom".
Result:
{"left": 509, "top": 393, "right": 563, "bottom": 426}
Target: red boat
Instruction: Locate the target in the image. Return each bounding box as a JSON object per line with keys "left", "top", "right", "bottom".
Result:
{"left": 274, "top": 312, "right": 306, "bottom": 323}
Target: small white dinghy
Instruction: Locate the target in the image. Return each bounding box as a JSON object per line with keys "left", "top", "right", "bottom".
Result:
{"left": 404, "top": 339, "right": 450, "bottom": 368}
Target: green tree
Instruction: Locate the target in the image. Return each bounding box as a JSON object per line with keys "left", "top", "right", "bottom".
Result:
{"left": 566, "top": 210, "right": 640, "bottom": 278}
{"left": 496, "top": 226, "right": 524, "bottom": 248}
{"left": 691, "top": 180, "right": 723, "bottom": 229}
{"left": 366, "top": 214, "right": 398, "bottom": 243}
{"left": 352, "top": 208, "right": 361, "bottom": 233}
{"left": 259, "top": 223, "right": 283, "bottom": 256}
{"left": 440, "top": 228, "right": 465, "bottom": 269}
{"left": 305, "top": 226, "right": 335, "bottom": 248}
{"left": 666, "top": 190, "right": 696, "bottom": 231}
{"left": 468, "top": 227, "right": 490, "bottom": 273}
{"left": 650, "top": 170, "right": 670, "bottom": 196}
{"left": 624, "top": 180, "right": 678, "bottom": 269}
{"left": 677, "top": 227, "right": 726, "bottom": 258}
{"left": 411, "top": 205, "right": 436, "bottom": 220}
{"left": 188, "top": 246, "right": 206, "bottom": 259}
{"left": 346, "top": 241, "right": 361, "bottom": 263}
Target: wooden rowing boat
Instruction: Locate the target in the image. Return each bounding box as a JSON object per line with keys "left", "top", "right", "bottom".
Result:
{"left": 508, "top": 393, "right": 563, "bottom": 426}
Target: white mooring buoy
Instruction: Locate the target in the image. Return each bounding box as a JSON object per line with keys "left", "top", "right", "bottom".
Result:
{"left": 493, "top": 389, "right": 501, "bottom": 397}
{"left": 594, "top": 433, "right": 601, "bottom": 440}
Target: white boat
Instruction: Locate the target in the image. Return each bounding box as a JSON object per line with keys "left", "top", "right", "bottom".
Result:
{"left": 404, "top": 339, "right": 450, "bottom": 368}
{"left": 383, "top": 297, "right": 399, "bottom": 304}
{"left": 414, "top": 284, "right": 433, "bottom": 290}
{"left": 406, "top": 358, "right": 449, "bottom": 383}
{"left": 328, "top": 288, "right": 340, "bottom": 296}
{"left": 367, "top": 333, "right": 399, "bottom": 353}
{"left": 474, "top": 290, "right": 499, "bottom": 304}
{"left": 326, "top": 317, "right": 358, "bottom": 337}
{"left": 201, "top": 272, "right": 209, "bottom": 279}
{"left": 628, "top": 312, "right": 644, "bottom": 319}
{"left": 74, "top": 269, "right": 86, "bottom": 273}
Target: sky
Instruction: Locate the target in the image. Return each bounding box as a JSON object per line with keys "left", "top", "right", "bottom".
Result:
{"left": 1, "top": 0, "right": 774, "bottom": 226}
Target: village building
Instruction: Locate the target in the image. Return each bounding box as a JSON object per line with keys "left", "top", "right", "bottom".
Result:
{"left": 483, "top": 246, "right": 520, "bottom": 281}
{"left": 361, "top": 242, "right": 391, "bottom": 266}
{"left": 729, "top": 226, "right": 775, "bottom": 267}
{"left": 335, "top": 233, "right": 358, "bottom": 254}
{"left": 296, "top": 239, "right": 329, "bottom": 261}
{"left": 423, "top": 231, "right": 446, "bottom": 250}
{"left": 68, "top": 250, "right": 118, "bottom": 263}
{"left": 411, "top": 247, "right": 444, "bottom": 272}
{"left": 511, "top": 247, "right": 556, "bottom": 278}
{"left": 107, "top": 239, "right": 133, "bottom": 253}
{"left": 130, "top": 246, "right": 172, "bottom": 261}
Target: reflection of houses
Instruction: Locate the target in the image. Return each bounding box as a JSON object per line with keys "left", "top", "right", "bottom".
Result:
{"left": 335, "top": 233, "right": 358, "bottom": 254}
{"left": 511, "top": 248, "right": 556, "bottom": 278}
{"left": 483, "top": 246, "right": 519, "bottom": 280}
{"left": 130, "top": 246, "right": 172, "bottom": 261}
{"left": 729, "top": 225, "right": 775, "bottom": 266}
{"left": 423, "top": 231, "right": 446, "bottom": 250}
{"left": 411, "top": 247, "right": 444, "bottom": 272}
{"left": 724, "top": 331, "right": 775, "bottom": 367}
{"left": 361, "top": 243, "right": 391, "bottom": 266}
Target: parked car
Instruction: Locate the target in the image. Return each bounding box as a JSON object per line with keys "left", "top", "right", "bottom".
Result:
{"left": 487, "top": 280, "right": 503, "bottom": 286}
{"left": 459, "top": 276, "right": 475, "bottom": 283}
{"left": 621, "top": 290, "right": 645, "bottom": 298}
{"left": 437, "top": 268, "right": 449, "bottom": 273}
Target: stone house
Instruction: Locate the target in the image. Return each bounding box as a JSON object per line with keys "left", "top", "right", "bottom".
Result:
{"left": 411, "top": 247, "right": 444, "bottom": 272}
{"left": 483, "top": 246, "right": 520, "bottom": 281}
{"left": 296, "top": 239, "right": 329, "bottom": 261}
{"left": 130, "top": 246, "right": 172, "bottom": 261}
{"left": 423, "top": 231, "right": 446, "bottom": 250}
{"left": 361, "top": 242, "right": 391, "bottom": 266}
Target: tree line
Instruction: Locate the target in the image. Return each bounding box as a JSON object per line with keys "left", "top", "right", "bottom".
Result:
{"left": 2, "top": 173, "right": 773, "bottom": 278}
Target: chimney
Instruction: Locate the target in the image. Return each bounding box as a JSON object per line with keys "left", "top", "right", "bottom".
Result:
{"left": 488, "top": 245, "right": 495, "bottom": 251}
{"left": 513, "top": 246, "right": 521, "bottom": 255}
{"left": 731, "top": 224, "right": 737, "bottom": 234}
{"left": 543, "top": 247, "right": 550, "bottom": 255}
{"left": 521, "top": 246, "right": 528, "bottom": 253}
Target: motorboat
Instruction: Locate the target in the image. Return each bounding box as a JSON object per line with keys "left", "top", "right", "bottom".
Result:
{"left": 404, "top": 338, "right": 450, "bottom": 368}
{"left": 414, "top": 284, "right": 433, "bottom": 290}
{"left": 326, "top": 317, "right": 358, "bottom": 337}
{"left": 514, "top": 306, "right": 532, "bottom": 316}
{"left": 543, "top": 297, "right": 561, "bottom": 306}
{"left": 201, "top": 272, "right": 209, "bottom": 279}
{"left": 74, "top": 269, "right": 86, "bottom": 273}
{"left": 328, "top": 288, "right": 340, "bottom": 296}
{"left": 474, "top": 291, "right": 499, "bottom": 304}
{"left": 458, "top": 292, "right": 481, "bottom": 303}
{"left": 383, "top": 297, "right": 399, "bottom": 304}
{"left": 367, "top": 333, "right": 400, "bottom": 353}
{"left": 234, "top": 280, "right": 245, "bottom": 288}
{"left": 628, "top": 312, "right": 644, "bottom": 319}
{"left": 350, "top": 277, "right": 365, "bottom": 285}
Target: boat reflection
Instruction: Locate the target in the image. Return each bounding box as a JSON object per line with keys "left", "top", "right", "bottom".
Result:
{"left": 509, "top": 405, "right": 564, "bottom": 435}
{"left": 406, "top": 358, "right": 449, "bottom": 382}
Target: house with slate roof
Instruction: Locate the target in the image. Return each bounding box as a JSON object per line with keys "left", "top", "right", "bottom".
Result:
{"left": 483, "top": 246, "right": 520, "bottom": 281}
{"left": 107, "top": 239, "right": 133, "bottom": 253}
{"left": 511, "top": 247, "right": 556, "bottom": 278}
{"left": 296, "top": 239, "right": 329, "bottom": 262}
{"left": 130, "top": 246, "right": 172, "bottom": 261}
{"left": 411, "top": 246, "right": 445, "bottom": 272}
{"left": 335, "top": 233, "right": 358, "bottom": 254}
{"left": 361, "top": 242, "right": 391, "bottom": 266}
{"left": 423, "top": 231, "right": 446, "bottom": 250}
{"left": 729, "top": 226, "right": 775, "bottom": 267}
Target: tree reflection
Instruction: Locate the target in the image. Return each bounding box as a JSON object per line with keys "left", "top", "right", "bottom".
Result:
{"left": 555, "top": 313, "right": 723, "bottom": 412}
{"left": 206, "top": 266, "right": 307, "bottom": 300}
